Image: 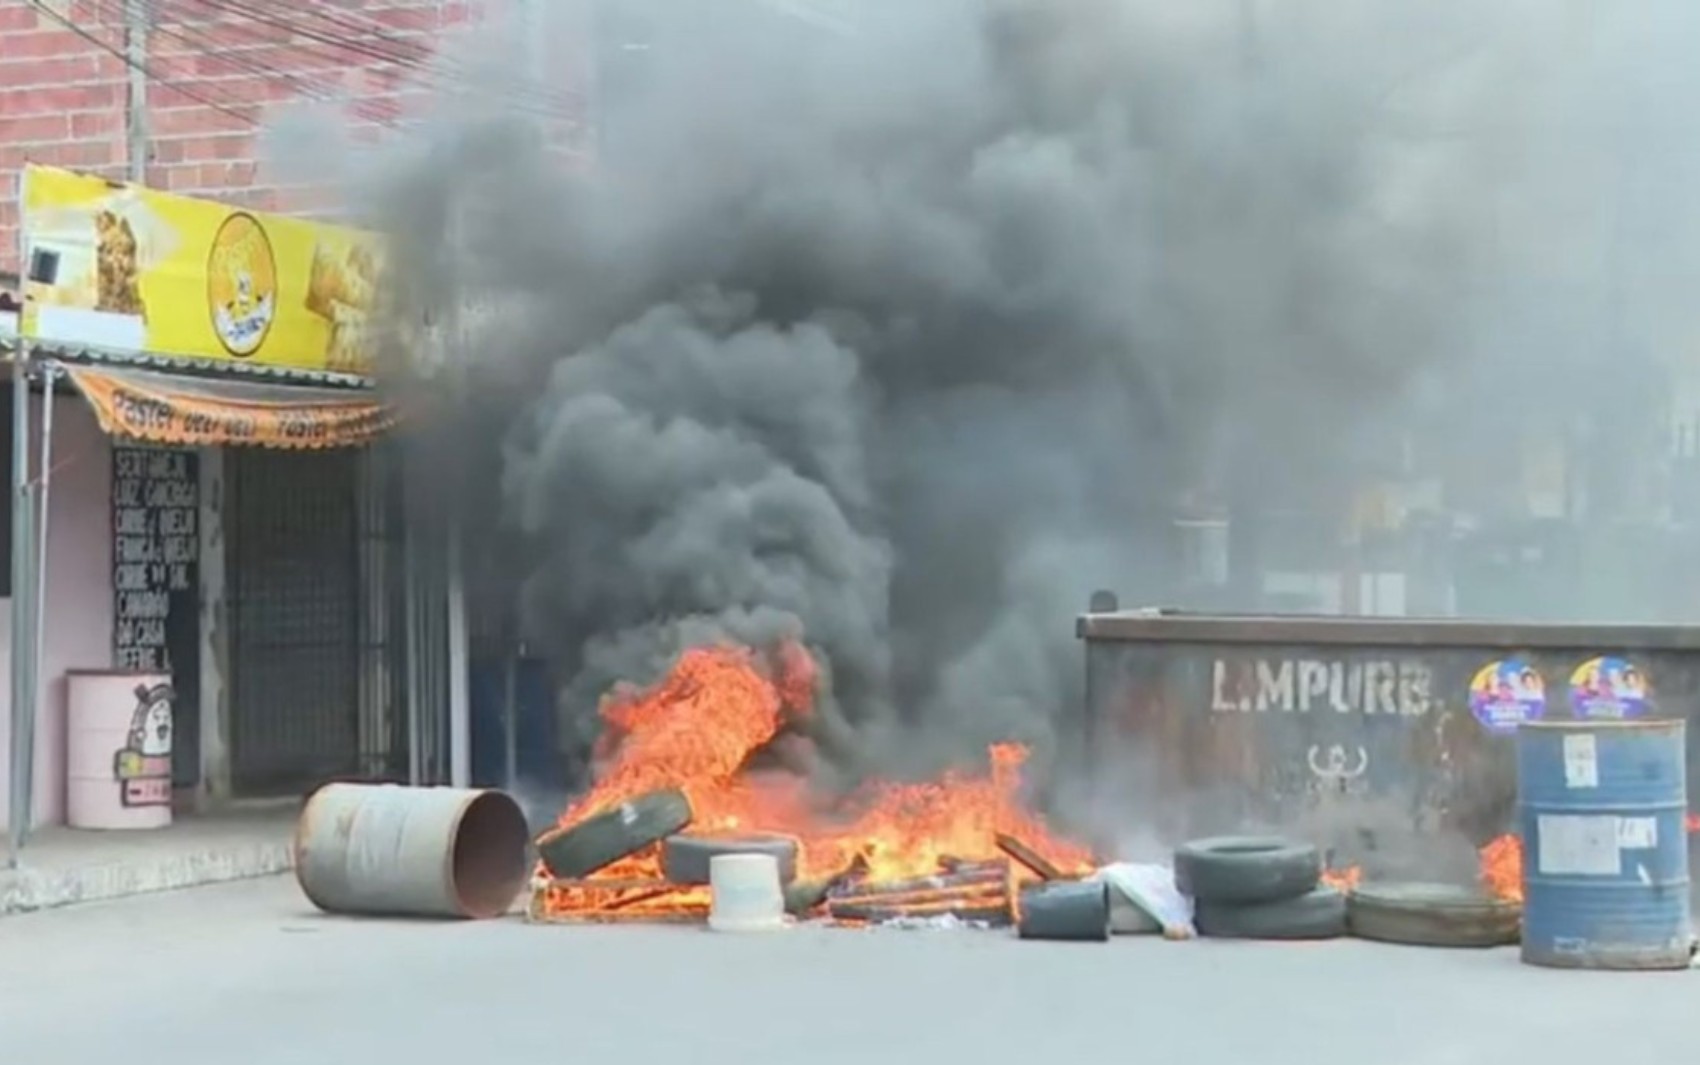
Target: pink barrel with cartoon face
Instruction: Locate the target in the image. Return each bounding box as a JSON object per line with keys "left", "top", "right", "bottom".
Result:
{"left": 67, "top": 669, "right": 174, "bottom": 830}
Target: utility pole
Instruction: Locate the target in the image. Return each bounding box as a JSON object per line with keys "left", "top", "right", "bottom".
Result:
{"left": 125, "top": 0, "right": 149, "bottom": 181}
{"left": 444, "top": 199, "right": 471, "bottom": 789}
{"left": 7, "top": 226, "right": 31, "bottom": 867}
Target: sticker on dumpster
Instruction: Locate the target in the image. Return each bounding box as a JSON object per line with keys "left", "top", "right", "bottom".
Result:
{"left": 1616, "top": 815, "right": 1657, "bottom": 850}
{"left": 113, "top": 681, "right": 174, "bottom": 807}
{"left": 1536, "top": 813, "right": 1619, "bottom": 876}
{"left": 1567, "top": 656, "right": 1650, "bottom": 721}
{"left": 1562, "top": 732, "right": 1599, "bottom": 788}
{"left": 1467, "top": 658, "right": 1545, "bottom": 734}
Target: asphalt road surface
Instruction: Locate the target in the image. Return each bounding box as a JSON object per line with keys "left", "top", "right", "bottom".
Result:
{"left": 0, "top": 876, "right": 1691, "bottom": 1065}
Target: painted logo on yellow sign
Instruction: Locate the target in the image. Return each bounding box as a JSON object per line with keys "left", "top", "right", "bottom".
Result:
{"left": 18, "top": 165, "right": 385, "bottom": 375}
{"left": 206, "top": 212, "right": 278, "bottom": 358}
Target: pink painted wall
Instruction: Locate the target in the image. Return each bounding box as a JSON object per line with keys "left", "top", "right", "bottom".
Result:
{"left": 0, "top": 393, "right": 115, "bottom": 829}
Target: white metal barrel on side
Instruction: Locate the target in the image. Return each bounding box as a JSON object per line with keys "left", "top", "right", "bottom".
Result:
{"left": 294, "top": 783, "right": 532, "bottom": 919}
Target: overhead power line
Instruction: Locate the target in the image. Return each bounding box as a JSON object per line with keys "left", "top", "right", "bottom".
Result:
{"left": 136, "top": 0, "right": 588, "bottom": 122}
{"left": 26, "top": 0, "right": 254, "bottom": 124}
{"left": 89, "top": 2, "right": 393, "bottom": 125}
{"left": 32, "top": 0, "right": 590, "bottom": 136}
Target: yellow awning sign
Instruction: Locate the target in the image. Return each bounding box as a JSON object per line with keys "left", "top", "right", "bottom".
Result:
{"left": 20, "top": 165, "right": 385, "bottom": 377}
{"left": 66, "top": 365, "right": 394, "bottom": 450}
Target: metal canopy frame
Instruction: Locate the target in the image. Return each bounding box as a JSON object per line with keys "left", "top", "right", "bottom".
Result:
{"left": 6, "top": 344, "right": 56, "bottom": 868}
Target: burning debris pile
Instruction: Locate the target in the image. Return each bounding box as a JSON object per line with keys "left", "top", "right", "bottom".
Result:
{"left": 528, "top": 641, "right": 1095, "bottom": 927}
{"left": 517, "top": 637, "right": 1700, "bottom": 946}
{"left": 520, "top": 639, "right": 1525, "bottom": 941}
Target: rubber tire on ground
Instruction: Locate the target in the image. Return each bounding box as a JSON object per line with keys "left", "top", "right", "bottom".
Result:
{"left": 1174, "top": 836, "right": 1321, "bottom": 904}
{"left": 535, "top": 789, "right": 693, "bottom": 879}
{"left": 1018, "top": 880, "right": 1111, "bottom": 942}
{"left": 662, "top": 834, "right": 800, "bottom": 886}
{"left": 1347, "top": 882, "right": 1520, "bottom": 948}
{"left": 1195, "top": 886, "right": 1348, "bottom": 940}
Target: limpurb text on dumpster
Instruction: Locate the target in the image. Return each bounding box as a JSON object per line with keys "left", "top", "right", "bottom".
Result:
{"left": 1209, "top": 656, "right": 1434, "bottom": 716}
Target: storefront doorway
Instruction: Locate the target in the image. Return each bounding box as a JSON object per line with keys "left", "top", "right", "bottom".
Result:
{"left": 225, "top": 448, "right": 361, "bottom": 797}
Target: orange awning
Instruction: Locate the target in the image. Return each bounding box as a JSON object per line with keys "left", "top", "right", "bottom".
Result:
{"left": 64, "top": 363, "right": 394, "bottom": 449}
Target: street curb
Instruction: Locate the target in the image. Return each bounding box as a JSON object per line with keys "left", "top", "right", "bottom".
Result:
{"left": 0, "top": 842, "right": 296, "bottom": 917}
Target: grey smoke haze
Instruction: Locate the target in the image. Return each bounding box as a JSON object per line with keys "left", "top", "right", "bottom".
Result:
{"left": 277, "top": 0, "right": 1700, "bottom": 784}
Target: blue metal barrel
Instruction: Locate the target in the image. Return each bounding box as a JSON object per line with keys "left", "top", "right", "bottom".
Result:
{"left": 1517, "top": 720, "right": 1693, "bottom": 969}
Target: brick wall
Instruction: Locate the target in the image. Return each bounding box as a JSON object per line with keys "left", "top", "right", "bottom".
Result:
{"left": 0, "top": 1, "right": 127, "bottom": 263}
{"left": 0, "top": 0, "right": 584, "bottom": 276}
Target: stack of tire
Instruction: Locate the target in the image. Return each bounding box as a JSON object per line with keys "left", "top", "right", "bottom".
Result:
{"left": 1175, "top": 836, "right": 1347, "bottom": 940}
{"left": 535, "top": 789, "right": 814, "bottom": 908}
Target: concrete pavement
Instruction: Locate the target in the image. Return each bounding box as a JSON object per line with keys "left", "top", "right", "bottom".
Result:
{"left": 0, "top": 875, "right": 1695, "bottom": 1065}
{"left": 0, "top": 808, "right": 294, "bottom": 917}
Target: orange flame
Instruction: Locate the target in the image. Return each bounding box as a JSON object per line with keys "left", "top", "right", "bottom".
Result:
{"left": 1479, "top": 816, "right": 1700, "bottom": 906}
{"left": 1478, "top": 834, "right": 1523, "bottom": 904}
{"left": 538, "top": 642, "right": 1093, "bottom": 919}
{"left": 1321, "top": 866, "right": 1362, "bottom": 892}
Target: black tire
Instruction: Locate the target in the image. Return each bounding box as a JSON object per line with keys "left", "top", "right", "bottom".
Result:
{"left": 661, "top": 833, "right": 800, "bottom": 886}
{"left": 1018, "top": 881, "right": 1110, "bottom": 942}
{"left": 1195, "top": 886, "right": 1348, "bottom": 940}
{"left": 1174, "top": 836, "right": 1320, "bottom": 904}
{"left": 1347, "top": 882, "right": 1520, "bottom": 948}
{"left": 535, "top": 789, "right": 692, "bottom": 879}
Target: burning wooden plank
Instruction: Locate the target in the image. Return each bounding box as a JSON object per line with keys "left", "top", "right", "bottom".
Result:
{"left": 828, "top": 884, "right": 1013, "bottom": 926}
{"left": 830, "top": 881, "right": 1006, "bottom": 909}
{"left": 527, "top": 876, "right": 709, "bottom": 924}
{"left": 530, "top": 904, "right": 704, "bottom": 926}
{"left": 829, "top": 880, "right": 1009, "bottom": 907}
{"left": 825, "top": 862, "right": 1014, "bottom": 925}
{"left": 939, "top": 857, "right": 1009, "bottom": 876}
{"left": 996, "top": 832, "right": 1067, "bottom": 881}
{"left": 828, "top": 860, "right": 1008, "bottom": 901}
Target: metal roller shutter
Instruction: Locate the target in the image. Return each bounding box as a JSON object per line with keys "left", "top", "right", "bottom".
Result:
{"left": 225, "top": 447, "right": 360, "bottom": 796}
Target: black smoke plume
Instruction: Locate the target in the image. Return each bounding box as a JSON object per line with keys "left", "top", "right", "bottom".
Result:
{"left": 350, "top": 0, "right": 1496, "bottom": 788}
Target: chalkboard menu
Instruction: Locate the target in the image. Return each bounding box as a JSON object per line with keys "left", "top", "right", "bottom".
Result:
{"left": 112, "top": 445, "right": 201, "bottom": 786}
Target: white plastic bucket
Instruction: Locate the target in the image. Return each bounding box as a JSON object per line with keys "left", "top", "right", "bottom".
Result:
{"left": 708, "top": 853, "right": 787, "bottom": 932}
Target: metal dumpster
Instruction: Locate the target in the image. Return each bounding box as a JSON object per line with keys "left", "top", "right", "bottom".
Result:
{"left": 1076, "top": 609, "right": 1700, "bottom": 876}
